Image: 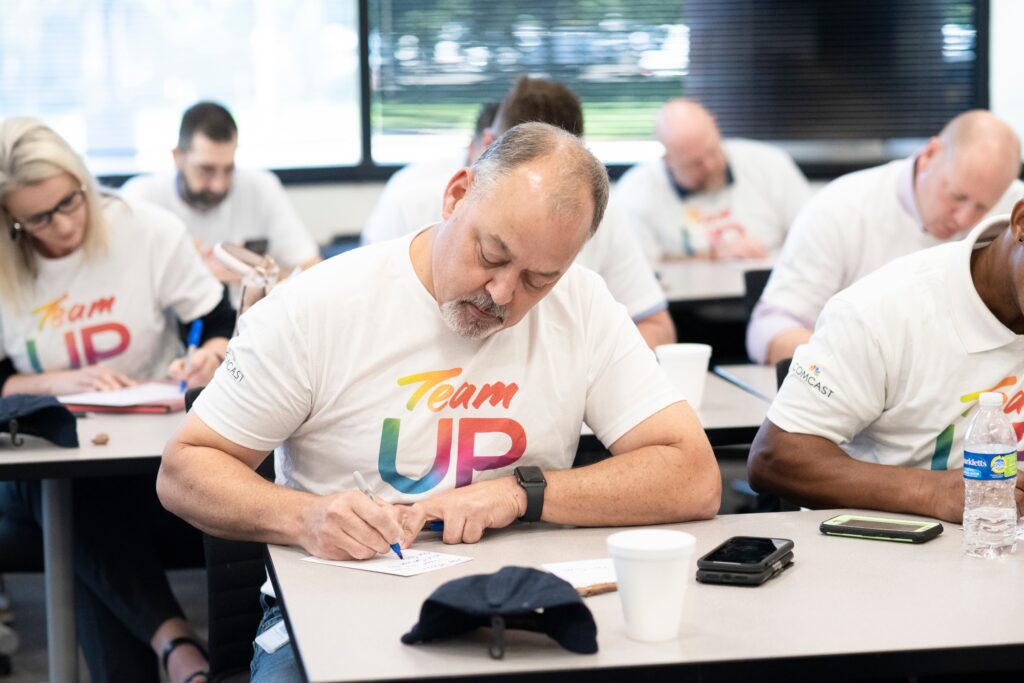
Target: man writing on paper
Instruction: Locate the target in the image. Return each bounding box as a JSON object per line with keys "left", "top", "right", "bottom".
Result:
{"left": 614, "top": 98, "right": 811, "bottom": 263}
{"left": 361, "top": 77, "right": 676, "bottom": 348}
{"left": 748, "top": 200, "right": 1024, "bottom": 523}
{"left": 159, "top": 123, "right": 720, "bottom": 681}
{"left": 747, "top": 110, "right": 1023, "bottom": 365}
{"left": 122, "top": 101, "right": 322, "bottom": 285}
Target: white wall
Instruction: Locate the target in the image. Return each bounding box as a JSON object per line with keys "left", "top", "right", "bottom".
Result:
{"left": 288, "top": 4, "right": 1023, "bottom": 243}
{"left": 990, "top": 0, "right": 1024, "bottom": 149}
{"left": 286, "top": 182, "right": 384, "bottom": 244}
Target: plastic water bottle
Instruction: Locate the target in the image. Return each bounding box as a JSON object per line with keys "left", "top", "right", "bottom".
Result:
{"left": 962, "top": 392, "right": 1018, "bottom": 558}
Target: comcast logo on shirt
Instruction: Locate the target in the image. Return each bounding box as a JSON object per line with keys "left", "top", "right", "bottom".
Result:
{"left": 790, "top": 361, "right": 835, "bottom": 398}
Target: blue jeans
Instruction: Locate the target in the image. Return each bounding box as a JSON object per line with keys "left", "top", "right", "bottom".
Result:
{"left": 251, "top": 594, "right": 304, "bottom": 683}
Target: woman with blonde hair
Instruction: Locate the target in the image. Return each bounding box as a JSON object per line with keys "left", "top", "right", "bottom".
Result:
{"left": 0, "top": 118, "right": 233, "bottom": 683}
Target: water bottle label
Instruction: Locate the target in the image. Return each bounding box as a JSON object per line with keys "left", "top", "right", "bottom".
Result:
{"left": 963, "top": 450, "right": 1018, "bottom": 480}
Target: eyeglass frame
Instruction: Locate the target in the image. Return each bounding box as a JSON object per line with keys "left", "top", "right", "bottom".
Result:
{"left": 8, "top": 184, "right": 88, "bottom": 236}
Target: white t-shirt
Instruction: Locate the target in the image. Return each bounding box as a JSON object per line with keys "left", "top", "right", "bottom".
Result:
{"left": 121, "top": 168, "right": 320, "bottom": 271}
{"left": 0, "top": 197, "right": 224, "bottom": 380}
{"left": 767, "top": 216, "right": 1024, "bottom": 470}
{"left": 747, "top": 158, "right": 1024, "bottom": 363}
{"left": 192, "top": 232, "right": 682, "bottom": 501}
{"left": 360, "top": 157, "right": 668, "bottom": 321}
{"left": 613, "top": 139, "right": 812, "bottom": 263}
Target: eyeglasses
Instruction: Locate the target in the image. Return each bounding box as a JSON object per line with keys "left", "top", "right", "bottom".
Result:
{"left": 11, "top": 185, "right": 87, "bottom": 234}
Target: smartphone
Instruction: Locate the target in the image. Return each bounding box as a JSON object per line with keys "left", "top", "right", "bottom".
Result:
{"left": 696, "top": 551, "right": 794, "bottom": 586}
{"left": 696, "top": 536, "right": 795, "bottom": 573}
{"left": 819, "top": 514, "right": 943, "bottom": 543}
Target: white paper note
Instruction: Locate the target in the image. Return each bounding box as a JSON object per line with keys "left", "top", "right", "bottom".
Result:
{"left": 541, "top": 558, "right": 617, "bottom": 589}
{"left": 59, "top": 382, "right": 183, "bottom": 407}
{"left": 302, "top": 549, "right": 472, "bottom": 577}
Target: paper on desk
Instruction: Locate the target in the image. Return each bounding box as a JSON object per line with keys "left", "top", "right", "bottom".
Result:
{"left": 302, "top": 549, "right": 472, "bottom": 577}
{"left": 59, "top": 382, "right": 183, "bottom": 408}
{"left": 541, "top": 558, "right": 616, "bottom": 589}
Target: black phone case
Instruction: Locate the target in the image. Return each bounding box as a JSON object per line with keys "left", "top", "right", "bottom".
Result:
{"left": 696, "top": 553, "right": 794, "bottom": 586}
{"left": 819, "top": 521, "right": 943, "bottom": 543}
{"left": 696, "top": 536, "right": 795, "bottom": 572}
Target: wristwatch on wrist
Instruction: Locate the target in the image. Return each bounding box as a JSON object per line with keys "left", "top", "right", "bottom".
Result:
{"left": 514, "top": 466, "right": 547, "bottom": 522}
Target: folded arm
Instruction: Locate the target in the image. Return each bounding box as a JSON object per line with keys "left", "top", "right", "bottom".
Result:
{"left": 158, "top": 413, "right": 409, "bottom": 560}
{"left": 748, "top": 419, "right": 968, "bottom": 522}
{"left": 417, "top": 401, "right": 721, "bottom": 544}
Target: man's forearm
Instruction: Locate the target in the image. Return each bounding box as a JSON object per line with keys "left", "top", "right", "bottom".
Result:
{"left": 749, "top": 424, "right": 961, "bottom": 521}
{"left": 157, "top": 444, "right": 313, "bottom": 545}
{"left": 635, "top": 309, "right": 676, "bottom": 348}
{"left": 542, "top": 443, "right": 720, "bottom": 526}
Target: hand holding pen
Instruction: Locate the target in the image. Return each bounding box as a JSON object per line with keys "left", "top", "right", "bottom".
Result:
{"left": 179, "top": 319, "right": 203, "bottom": 392}
{"left": 352, "top": 471, "right": 406, "bottom": 560}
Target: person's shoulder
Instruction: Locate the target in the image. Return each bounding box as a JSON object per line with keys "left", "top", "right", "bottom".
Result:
{"left": 616, "top": 158, "right": 662, "bottom": 185}
{"left": 105, "top": 194, "right": 188, "bottom": 236}
{"left": 724, "top": 138, "right": 793, "bottom": 163}
{"left": 386, "top": 156, "right": 463, "bottom": 192}
{"left": 825, "top": 159, "right": 901, "bottom": 194}
{"left": 119, "top": 171, "right": 174, "bottom": 199}
{"left": 835, "top": 241, "right": 947, "bottom": 311}
{"left": 288, "top": 237, "right": 410, "bottom": 304}
{"left": 235, "top": 168, "right": 287, "bottom": 194}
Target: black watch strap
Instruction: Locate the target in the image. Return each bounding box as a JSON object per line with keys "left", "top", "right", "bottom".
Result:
{"left": 514, "top": 466, "right": 546, "bottom": 522}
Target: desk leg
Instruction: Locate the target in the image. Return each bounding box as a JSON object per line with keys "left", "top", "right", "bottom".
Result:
{"left": 41, "top": 478, "right": 77, "bottom": 682}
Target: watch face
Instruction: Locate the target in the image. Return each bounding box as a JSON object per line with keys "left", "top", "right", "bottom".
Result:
{"left": 516, "top": 466, "right": 545, "bottom": 484}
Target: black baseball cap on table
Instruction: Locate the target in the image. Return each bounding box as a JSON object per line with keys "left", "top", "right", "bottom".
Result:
{"left": 401, "top": 566, "right": 598, "bottom": 659}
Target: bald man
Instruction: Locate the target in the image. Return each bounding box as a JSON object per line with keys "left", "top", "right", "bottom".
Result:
{"left": 748, "top": 109, "right": 1024, "bottom": 365}
{"left": 615, "top": 98, "right": 811, "bottom": 263}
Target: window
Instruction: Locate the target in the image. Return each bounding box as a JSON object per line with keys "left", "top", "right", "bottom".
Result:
{"left": 1, "top": 1, "right": 985, "bottom": 179}
{"left": 0, "top": 0, "right": 360, "bottom": 176}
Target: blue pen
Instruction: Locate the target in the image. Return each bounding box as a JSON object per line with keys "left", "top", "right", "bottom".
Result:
{"left": 428, "top": 521, "right": 445, "bottom": 532}
{"left": 352, "top": 471, "right": 404, "bottom": 560}
{"left": 180, "top": 319, "right": 203, "bottom": 392}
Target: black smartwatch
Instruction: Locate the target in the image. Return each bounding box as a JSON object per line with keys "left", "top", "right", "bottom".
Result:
{"left": 514, "top": 466, "right": 546, "bottom": 522}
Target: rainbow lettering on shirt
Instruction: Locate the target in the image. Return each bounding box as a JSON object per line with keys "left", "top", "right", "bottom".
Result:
{"left": 24, "top": 293, "right": 130, "bottom": 371}
{"left": 930, "top": 377, "right": 1024, "bottom": 470}
{"left": 378, "top": 368, "right": 526, "bottom": 494}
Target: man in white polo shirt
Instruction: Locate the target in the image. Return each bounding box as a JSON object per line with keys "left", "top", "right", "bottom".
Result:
{"left": 122, "top": 101, "right": 322, "bottom": 283}
{"left": 614, "top": 98, "right": 811, "bottom": 263}
{"left": 361, "top": 77, "right": 676, "bottom": 348}
{"left": 748, "top": 201, "right": 1024, "bottom": 523}
{"left": 158, "top": 123, "right": 720, "bottom": 682}
{"left": 748, "top": 109, "right": 1023, "bottom": 365}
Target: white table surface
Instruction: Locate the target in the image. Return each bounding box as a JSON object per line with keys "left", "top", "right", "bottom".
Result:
{"left": 713, "top": 364, "right": 779, "bottom": 402}
{"left": 657, "top": 259, "right": 772, "bottom": 303}
{"left": 0, "top": 412, "right": 182, "bottom": 472}
{"left": 0, "top": 411, "right": 184, "bottom": 682}
{"left": 579, "top": 372, "right": 769, "bottom": 445}
{"left": 268, "top": 510, "right": 1024, "bottom": 682}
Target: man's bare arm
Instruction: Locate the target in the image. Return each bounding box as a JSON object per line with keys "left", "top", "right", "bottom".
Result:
{"left": 748, "top": 420, "right": 965, "bottom": 522}
{"left": 158, "top": 413, "right": 410, "bottom": 560}
{"left": 766, "top": 327, "right": 812, "bottom": 366}
{"left": 635, "top": 309, "right": 677, "bottom": 348}
{"left": 416, "top": 401, "right": 721, "bottom": 544}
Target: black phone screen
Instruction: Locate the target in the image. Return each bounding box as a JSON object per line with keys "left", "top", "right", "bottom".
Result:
{"left": 701, "top": 537, "right": 789, "bottom": 565}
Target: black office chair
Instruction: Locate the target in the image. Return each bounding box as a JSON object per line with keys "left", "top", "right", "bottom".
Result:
{"left": 185, "top": 387, "right": 274, "bottom": 683}
{"left": 742, "top": 268, "right": 772, "bottom": 319}
{"left": 202, "top": 455, "right": 275, "bottom": 683}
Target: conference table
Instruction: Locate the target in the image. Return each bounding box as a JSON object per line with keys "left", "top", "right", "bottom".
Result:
{"left": 0, "top": 412, "right": 184, "bottom": 683}
{"left": 580, "top": 371, "right": 772, "bottom": 451}
{"left": 657, "top": 258, "right": 772, "bottom": 305}
{"left": 267, "top": 509, "right": 1024, "bottom": 682}
{"left": 713, "top": 363, "right": 779, "bottom": 402}
{"left": 0, "top": 372, "right": 772, "bottom": 681}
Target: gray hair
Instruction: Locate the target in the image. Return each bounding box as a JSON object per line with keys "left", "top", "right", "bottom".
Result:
{"left": 469, "top": 122, "right": 609, "bottom": 236}
{"left": 0, "top": 117, "right": 108, "bottom": 302}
